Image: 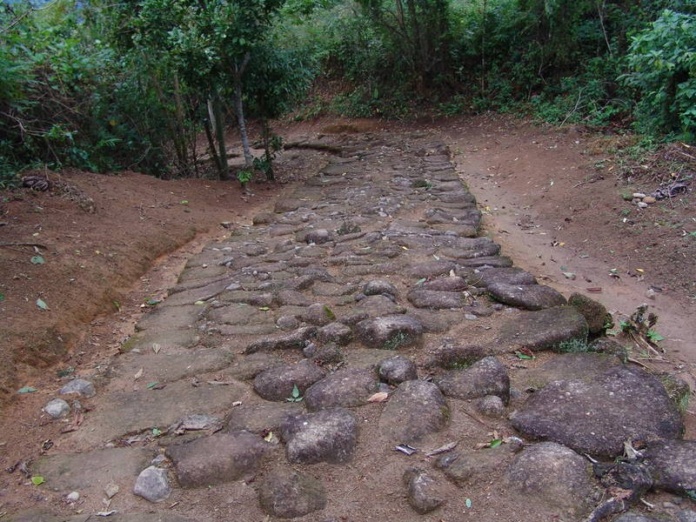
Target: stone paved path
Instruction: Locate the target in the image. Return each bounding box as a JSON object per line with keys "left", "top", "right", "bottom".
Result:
{"left": 17, "top": 132, "right": 695, "bottom": 522}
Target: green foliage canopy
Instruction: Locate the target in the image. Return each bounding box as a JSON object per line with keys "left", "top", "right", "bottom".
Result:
{"left": 623, "top": 9, "right": 696, "bottom": 138}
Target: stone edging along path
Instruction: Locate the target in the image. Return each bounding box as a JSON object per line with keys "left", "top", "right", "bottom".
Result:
{"left": 16, "top": 131, "right": 696, "bottom": 522}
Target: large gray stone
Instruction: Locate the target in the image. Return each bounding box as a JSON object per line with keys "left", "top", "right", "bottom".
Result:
{"left": 226, "top": 401, "right": 304, "bottom": 434}
{"left": 425, "top": 307, "right": 589, "bottom": 368}
{"left": 167, "top": 431, "right": 270, "bottom": 488}
{"left": 43, "top": 398, "right": 70, "bottom": 419}
{"left": 133, "top": 466, "right": 171, "bottom": 503}
{"left": 514, "top": 352, "right": 624, "bottom": 392}
{"left": 420, "top": 276, "right": 468, "bottom": 292}
{"left": 379, "top": 380, "right": 449, "bottom": 443}
{"left": 476, "top": 395, "right": 506, "bottom": 417}
{"left": 434, "top": 356, "right": 510, "bottom": 404}
{"left": 613, "top": 514, "right": 663, "bottom": 522}
{"left": 114, "top": 346, "right": 235, "bottom": 385}
{"left": 304, "top": 368, "right": 380, "bottom": 411}
{"left": 403, "top": 467, "right": 444, "bottom": 514}
{"left": 258, "top": 469, "right": 327, "bottom": 518}
{"left": 505, "top": 442, "right": 597, "bottom": 517}
{"left": 165, "top": 279, "right": 230, "bottom": 306}
{"left": 302, "top": 303, "right": 337, "bottom": 326}
{"left": 354, "top": 295, "right": 405, "bottom": 317}
{"left": 281, "top": 408, "right": 358, "bottom": 464}
{"left": 378, "top": 355, "right": 418, "bottom": 385}
{"left": 496, "top": 306, "right": 588, "bottom": 352}
{"left": 253, "top": 360, "right": 326, "bottom": 402}
{"left": 32, "top": 447, "right": 154, "bottom": 492}
{"left": 316, "top": 322, "right": 353, "bottom": 345}
{"left": 59, "top": 379, "right": 96, "bottom": 398}
{"left": 644, "top": 440, "right": 696, "bottom": 495}
{"left": 473, "top": 267, "right": 537, "bottom": 287}
{"left": 65, "top": 379, "right": 250, "bottom": 447}
{"left": 355, "top": 314, "right": 424, "bottom": 349}
{"left": 677, "top": 511, "right": 696, "bottom": 522}
{"left": 436, "top": 446, "right": 517, "bottom": 487}
{"left": 407, "top": 289, "right": 468, "bottom": 309}
{"left": 408, "top": 261, "right": 457, "bottom": 279}
{"left": 276, "top": 290, "right": 313, "bottom": 306}
{"left": 487, "top": 283, "right": 567, "bottom": 310}
{"left": 226, "top": 351, "right": 281, "bottom": 381}
{"left": 363, "top": 280, "right": 399, "bottom": 299}
{"left": 437, "top": 238, "right": 500, "bottom": 259}
{"left": 245, "top": 327, "right": 317, "bottom": 354}
{"left": 568, "top": 292, "right": 612, "bottom": 335}
{"left": 457, "top": 255, "right": 513, "bottom": 268}
{"left": 510, "top": 366, "right": 684, "bottom": 458}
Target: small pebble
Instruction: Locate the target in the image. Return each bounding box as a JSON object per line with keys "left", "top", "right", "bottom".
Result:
{"left": 59, "top": 379, "right": 96, "bottom": 398}
{"left": 646, "top": 288, "right": 657, "bottom": 300}
{"left": 105, "top": 482, "right": 120, "bottom": 498}
{"left": 633, "top": 192, "right": 646, "bottom": 199}
{"left": 44, "top": 398, "right": 70, "bottom": 419}
{"left": 151, "top": 454, "right": 167, "bottom": 466}
{"left": 637, "top": 201, "right": 648, "bottom": 208}
{"left": 133, "top": 466, "right": 171, "bottom": 503}
{"left": 66, "top": 491, "right": 80, "bottom": 503}
{"left": 643, "top": 196, "right": 656, "bottom": 204}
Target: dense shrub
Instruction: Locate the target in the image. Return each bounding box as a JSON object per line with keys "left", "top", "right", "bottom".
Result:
{"left": 622, "top": 10, "right": 696, "bottom": 140}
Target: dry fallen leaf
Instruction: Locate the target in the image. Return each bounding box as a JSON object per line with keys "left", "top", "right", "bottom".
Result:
{"left": 134, "top": 368, "right": 143, "bottom": 380}
{"left": 61, "top": 411, "right": 84, "bottom": 433}
{"left": 367, "top": 392, "right": 389, "bottom": 403}
{"left": 425, "top": 441, "right": 458, "bottom": 457}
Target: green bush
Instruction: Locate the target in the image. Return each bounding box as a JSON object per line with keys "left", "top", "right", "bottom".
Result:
{"left": 622, "top": 9, "right": 696, "bottom": 140}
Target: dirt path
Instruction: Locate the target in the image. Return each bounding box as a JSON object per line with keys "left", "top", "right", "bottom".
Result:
{"left": 440, "top": 116, "right": 696, "bottom": 366}
{"left": 1, "top": 116, "right": 695, "bottom": 522}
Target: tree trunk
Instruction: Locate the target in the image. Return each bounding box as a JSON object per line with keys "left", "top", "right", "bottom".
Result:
{"left": 210, "top": 91, "right": 230, "bottom": 181}
{"left": 203, "top": 106, "right": 221, "bottom": 175}
{"left": 233, "top": 54, "right": 254, "bottom": 168}
{"left": 261, "top": 117, "right": 274, "bottom": 181}
{"left": 172, "top": 72, "right": 190, "bottom": 175}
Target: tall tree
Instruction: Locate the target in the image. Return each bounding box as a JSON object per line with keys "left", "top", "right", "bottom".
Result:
{"left": 130, "top": 0, "right": 284, "bottom": 180}
{"left": 357, "top": 0, "right": 451, "bottom": 91}
{"left": 245, "top": 44, "right": 314, "bottom": 180}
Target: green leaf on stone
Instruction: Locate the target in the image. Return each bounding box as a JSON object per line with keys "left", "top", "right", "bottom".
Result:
{"left": 31, "top": 476, "right": 45, "bottom": 486}
{"left": 152, "top": 428, "right": 162, "bottom": 437}
{"left": 0, "top": 292, "right": 4, "bottom": 302}
{"left": 36, "top": 298, "right": 49, "bottom": 310}
{"left": 286, "top": 384, "right": 303, "bottom": 403}
{"left": 465, "top": 498, "right": 472, "bottom": 508}
{"left": 31, "top": 255, "right": 45, "bottom": 264}
{"left": 489, "top": 439, "right": 503, "bottom": 448}
{"left": 258, "top": 306, "right": 270, "bottom": 311}
{"left": 146, "top": 381, "right": 159, "bottom": 389}
{"left": 17, "top": 386, "right": 37, "bottom": 394}
{"left": 415, "top": 278, "right": 427, "bottom": 286}
{"left": 323, "top": 305, "right": 336, "bottom": 321}
{"left": 647, "top": 329, "right": 664, "bottom": 342}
